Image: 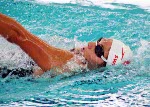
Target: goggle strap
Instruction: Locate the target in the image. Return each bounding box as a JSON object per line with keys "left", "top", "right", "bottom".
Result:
{"left": 101, "top": 55, "right": 108, "bottom": 63}
{"left": 95, "top": 41, "right": 97, "bottom": 46}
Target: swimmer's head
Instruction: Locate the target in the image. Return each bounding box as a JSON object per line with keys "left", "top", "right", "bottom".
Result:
{"left": 82, "top": 38, "right": 132, "bottom": 69}
{"left": 96, "top": 38, "right": 133, "bottom": 66}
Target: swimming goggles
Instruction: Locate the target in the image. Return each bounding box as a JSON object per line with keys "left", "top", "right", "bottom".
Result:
{"left": 95, "top": 37, "right": 105, "bottom": 59}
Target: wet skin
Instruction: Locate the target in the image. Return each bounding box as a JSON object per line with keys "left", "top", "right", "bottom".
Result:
{"left": 76, "top": 38, "right": 113, "bottom": 69}
{"left": 0, "top": 13, "right": 113, "bottom": 76}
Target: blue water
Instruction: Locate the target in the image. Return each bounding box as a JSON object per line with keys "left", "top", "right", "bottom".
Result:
{"left": 0, "top": 0, "right": 150, "bottom": 106}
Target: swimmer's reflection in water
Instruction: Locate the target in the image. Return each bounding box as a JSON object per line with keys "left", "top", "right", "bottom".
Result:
{"left": 0, "top": 13, "right": 133, "bottom": 78}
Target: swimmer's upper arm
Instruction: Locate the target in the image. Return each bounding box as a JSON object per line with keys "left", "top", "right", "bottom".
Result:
{"left": 0, "top": 13, "right": 74, "bottom": 73}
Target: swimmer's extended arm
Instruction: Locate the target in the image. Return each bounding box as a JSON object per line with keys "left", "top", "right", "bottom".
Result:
{"left": 0, "top": 13, "right": 74, "bottom": 72}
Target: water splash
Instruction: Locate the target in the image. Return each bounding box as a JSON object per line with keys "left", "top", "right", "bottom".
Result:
{"left": 0, "top": 37, "right": 34, "bottom": 69}
{"left": 0, "top": 1, "right": 150, "bottom": 106}
{"left": 14, "top": 0, "right": 150, "bottom": 11}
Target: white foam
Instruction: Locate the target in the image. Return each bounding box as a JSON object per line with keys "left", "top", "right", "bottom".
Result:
{"left": 0, "top": 37, "right": 34, "bottom": 68}
{"left": 26, "top": 0, "right": 150, "bottom": 11}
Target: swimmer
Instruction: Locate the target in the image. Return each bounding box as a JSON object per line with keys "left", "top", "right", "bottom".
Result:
{"left": 0, "top": 13, "right": 133, "bottom": 77}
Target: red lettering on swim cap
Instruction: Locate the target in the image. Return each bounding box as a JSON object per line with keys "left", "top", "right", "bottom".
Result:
{"left": 112, "top": 55, "right": 118, "bottom": 65}
{"left": 123, "top": 61, "right": 130, "bottom": 65}
{"left": 115, "top": 55, "right": 118, "bottom": 59}
{"left": 121, "top": 48, "right": 125, "bottom": 60}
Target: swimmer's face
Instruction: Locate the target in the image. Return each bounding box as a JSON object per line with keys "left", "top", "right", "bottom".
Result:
{"left": 82, "top": 38, "right": 112, "bottom": 69}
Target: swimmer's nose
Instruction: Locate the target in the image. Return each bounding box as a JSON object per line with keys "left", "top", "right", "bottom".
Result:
{"left": 88, "top": 42, "right": 94, "bottom": 49}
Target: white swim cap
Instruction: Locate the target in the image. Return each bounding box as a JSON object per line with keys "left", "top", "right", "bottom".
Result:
{"left": 101, "top": 39, "right": 133, "bottom": 66}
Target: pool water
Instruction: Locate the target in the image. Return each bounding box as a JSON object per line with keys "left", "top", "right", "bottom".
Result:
{"left": 0, "top": 0, "right": 150, "bottom": 106}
